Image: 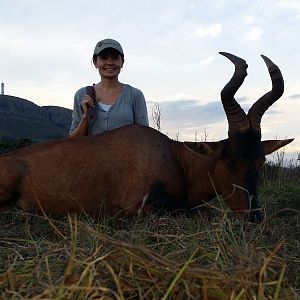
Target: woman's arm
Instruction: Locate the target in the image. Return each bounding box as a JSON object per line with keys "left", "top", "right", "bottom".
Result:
{"left": 69, "top": 89, "right": 95, "bottom": 138}
{"left": 133, "top": 89, "right": 149, "bottom": 126}
{"left": 69, "top": 114, "right": 89, "bottom": 138}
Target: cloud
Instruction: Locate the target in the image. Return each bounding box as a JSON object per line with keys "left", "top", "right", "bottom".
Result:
{"left": 200, "top": 56, "right": 215, "bottom": 65}
{"left": 162, "top": 93, "right": 192, "bottom": 101}
{"left": 246, "top": 26, "right": 264, "bottom": 41}
{"left": 244, "top": 16, "right": 255, "bottom": 23}
{"left": 147, "top": 96, "right": 286, "bottom": 141}
{"left": 193, "top": 23, "right": 222, "bottom": 38}
{"left": 148, "top": 99, "right": 225, "bottom": 132}
{"left": 276, "top": 0, "right": 300, "bottom": 11}
{"left": 288, "top": 94, "right": 300, "bottom": 100}
{"left": 236, "top": 96, "right": 250, "bottom": 103}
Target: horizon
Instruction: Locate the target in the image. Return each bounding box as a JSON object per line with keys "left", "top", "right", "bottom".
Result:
{"left": 0, "top": 92, "right": 298, "bottom": 164}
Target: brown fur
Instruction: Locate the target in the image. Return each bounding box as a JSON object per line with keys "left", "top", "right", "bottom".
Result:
{"left": 0, "top": 125, "right": 292, "bottom": 219}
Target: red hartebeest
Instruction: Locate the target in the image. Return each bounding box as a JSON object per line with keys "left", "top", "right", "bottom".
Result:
{"left": 0, "top": 53, "right": 293, "bottom": 222}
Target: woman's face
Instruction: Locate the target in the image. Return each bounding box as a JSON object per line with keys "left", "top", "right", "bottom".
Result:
{"left": 94, "top": 48, "right": 124, "bottom": 79}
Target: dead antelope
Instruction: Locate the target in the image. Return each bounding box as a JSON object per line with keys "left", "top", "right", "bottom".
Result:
{"left": 0, "top": 53, "right": 293, "bottom": 222}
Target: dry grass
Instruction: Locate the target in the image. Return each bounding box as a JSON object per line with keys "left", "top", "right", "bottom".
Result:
{"left": 0, "top": 159, "right": 299, "bottom": 299}
{"left": 0, "top": 200, "right": 299, "bottom": 299}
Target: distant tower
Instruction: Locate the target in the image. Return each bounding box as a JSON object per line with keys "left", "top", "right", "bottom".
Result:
{"left": 1, "top": 81, "right": 4, "bottom": 95}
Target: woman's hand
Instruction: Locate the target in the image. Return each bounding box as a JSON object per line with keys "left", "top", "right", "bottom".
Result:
{"left": 81, "top": 95, "right": 95, "bottom": 116}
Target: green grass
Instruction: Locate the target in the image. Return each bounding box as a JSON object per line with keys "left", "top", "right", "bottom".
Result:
{"left": 0, "top": 161, "right": 299, "bottom": 299}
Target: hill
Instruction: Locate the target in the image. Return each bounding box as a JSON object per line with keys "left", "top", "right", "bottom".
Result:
{"left": 0, "top": 95, "right": 72, "bottom": 141}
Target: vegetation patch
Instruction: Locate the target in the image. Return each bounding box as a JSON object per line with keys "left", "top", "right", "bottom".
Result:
{"left": 0, "top": 199, "right": 299, "bottom": 299}
{"left": 0, "top": 147, "right": 299, "bottom": 299}
{"left": 0, "top": 138, "right": 35, "bottom": 154}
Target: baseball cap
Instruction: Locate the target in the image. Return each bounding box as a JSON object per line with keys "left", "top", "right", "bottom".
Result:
{"left": 93, "top": 39, "right": 124, "bottom": 56}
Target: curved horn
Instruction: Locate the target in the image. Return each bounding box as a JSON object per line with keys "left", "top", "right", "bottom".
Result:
{"left": 247, "top": 55, "right": 284, "bottom": 132}
{"left": 219, "top": 52, "right": 250, "bottom": 136}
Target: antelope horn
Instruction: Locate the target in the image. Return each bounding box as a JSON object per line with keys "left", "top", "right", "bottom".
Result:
{"left": 219, "top": 52, "right": 250, "bottom": 136}
{"left": 247, "top": 55, "right": 284, "bottom": 132}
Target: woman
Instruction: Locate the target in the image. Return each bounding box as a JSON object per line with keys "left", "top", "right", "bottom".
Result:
{"left": 69, "top": 38, "right": 149, "bottom": 137}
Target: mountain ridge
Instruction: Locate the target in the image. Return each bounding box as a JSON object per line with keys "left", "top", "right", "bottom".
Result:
{"left": 0, "top": 94, "right": 72, "bottom": 141}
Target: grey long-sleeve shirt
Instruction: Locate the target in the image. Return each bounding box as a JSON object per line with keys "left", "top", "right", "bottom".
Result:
{"left": 69, "top": 84, "right": 149, "bottom": 135}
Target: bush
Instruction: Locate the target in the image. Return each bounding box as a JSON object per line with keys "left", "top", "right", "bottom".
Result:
{"left": 0, "top": 138, "right": 35, "bottom": 154}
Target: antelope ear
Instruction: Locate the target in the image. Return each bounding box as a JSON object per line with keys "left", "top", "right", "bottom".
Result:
{"left": 184, "top": 141, "right": 225, "bottom": 158}
{"left": 262, "top": 139, "right": 294, "bottom": 155}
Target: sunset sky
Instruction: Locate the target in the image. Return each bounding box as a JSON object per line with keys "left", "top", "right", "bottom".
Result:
{"left": 1, "top": 0, "right": 299, "bottom": 160}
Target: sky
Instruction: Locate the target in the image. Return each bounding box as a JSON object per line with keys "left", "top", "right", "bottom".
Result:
{"left": 1, "top": 0, "right": 299, "bottom": 161}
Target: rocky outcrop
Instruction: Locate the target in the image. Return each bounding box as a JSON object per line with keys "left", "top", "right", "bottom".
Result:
{"left": 0, "top": 95, "right": 72, "bottom": 141}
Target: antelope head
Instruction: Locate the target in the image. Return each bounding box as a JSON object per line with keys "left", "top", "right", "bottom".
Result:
{"left": 210, "top": 52, "right": 292, "bottom": 222}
